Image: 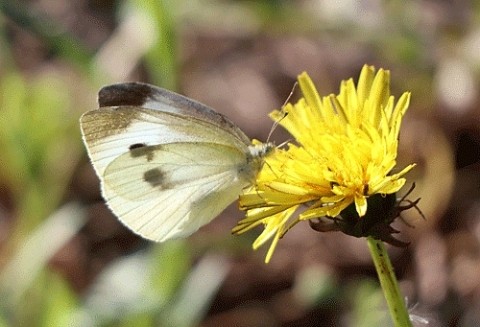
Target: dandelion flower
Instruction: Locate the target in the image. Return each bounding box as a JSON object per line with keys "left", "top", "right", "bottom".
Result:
{"left": 233, "top": 65, "right": 416, "bottom": 262}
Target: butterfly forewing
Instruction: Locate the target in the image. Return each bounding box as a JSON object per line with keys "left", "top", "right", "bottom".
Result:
{"left": 81, "top": 106, "right": 250, "bottom": 178}
{"left": 98, "top": 82, "right": 251, "bottom": 145}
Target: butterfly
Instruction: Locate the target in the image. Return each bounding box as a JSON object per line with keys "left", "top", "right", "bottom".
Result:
{"left": 80, "top": 82, "right": 275, "bottom": 242}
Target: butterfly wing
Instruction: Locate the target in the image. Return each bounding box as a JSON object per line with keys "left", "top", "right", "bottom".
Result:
{"left": 80, "top": 83, "right": 257, "bottom": 241}
{"left": 102, "top": 142, "right": 250, "bottom": 241}
{"left": 81, "top": 82, "right": 251, "bottom": 179}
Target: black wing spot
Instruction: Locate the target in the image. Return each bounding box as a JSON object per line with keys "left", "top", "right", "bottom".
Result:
{"left": 129, "top": 143, "right": 157, "bottom": 161}
{"left": 99, "top": 82, "right": 155, "bottom": 107}
{"left": 144, "top": 168, "right": 165, "bottom": 188}
{"left": 129, "top": 143, "right": 147, "bottom": 150}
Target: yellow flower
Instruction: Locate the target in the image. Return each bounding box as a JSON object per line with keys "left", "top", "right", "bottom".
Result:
{"left": 233, "top": 65, "right": 416, "bottom": 263}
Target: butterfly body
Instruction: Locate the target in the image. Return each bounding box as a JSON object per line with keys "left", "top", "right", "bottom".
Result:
{"left": 80, "top": 82, "right": 273, "bottom": 241}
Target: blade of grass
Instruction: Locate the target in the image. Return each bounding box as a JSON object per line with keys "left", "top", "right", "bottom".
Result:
{"left": 129, "top": 0, "right": 178, "bottom": 89}
{"left": 0, "top": 203, "right": 86, "bottom": 307}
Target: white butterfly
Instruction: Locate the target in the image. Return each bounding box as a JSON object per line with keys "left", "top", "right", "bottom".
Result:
{"left": 80, "top": 82, "right": 274, "bottom": 242}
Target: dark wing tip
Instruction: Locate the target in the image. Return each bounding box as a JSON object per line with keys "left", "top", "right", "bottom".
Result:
{"left": 98, "top": 82, "right": 157, "bottom": 107}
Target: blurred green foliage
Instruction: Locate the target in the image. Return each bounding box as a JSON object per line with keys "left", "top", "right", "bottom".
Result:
{"left": 0, "top": 0, "right": 201, "bottom": 325}
{"left": 0, "top": 72, "right": 78, "bottom": 230}
{"left": 0, "top": 0, "right": 476, "bottom": 326}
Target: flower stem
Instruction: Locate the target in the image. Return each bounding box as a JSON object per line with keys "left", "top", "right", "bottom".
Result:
{"left": 366, "top": 236, "right": 412, "bottom": 327}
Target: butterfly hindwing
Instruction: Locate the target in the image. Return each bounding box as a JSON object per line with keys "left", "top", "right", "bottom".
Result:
{"left": 101, "top": 143, "right": 250, "bottom": 241}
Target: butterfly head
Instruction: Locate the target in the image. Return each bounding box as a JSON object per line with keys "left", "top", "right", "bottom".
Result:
{"left": 243, "top": 141, "right": 275, "bottom": 178}
{"left": 247, "top": 142, "right": 275, "bottom": 160}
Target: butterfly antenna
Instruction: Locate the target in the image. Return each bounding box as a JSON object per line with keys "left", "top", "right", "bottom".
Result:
{"left": 277, "top": 139, "right": 292, "bottom": 149}
{"left": 266, "top": 81, "right": 298, "bottom": 143}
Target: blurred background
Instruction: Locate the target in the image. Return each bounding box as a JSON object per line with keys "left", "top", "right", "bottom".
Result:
{"left": 0, "top": 0, "right": 479, "bottom": 326}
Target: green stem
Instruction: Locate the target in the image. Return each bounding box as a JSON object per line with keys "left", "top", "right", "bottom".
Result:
{"left": 366, "top": 237, "right": 412, "bottom": 327}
